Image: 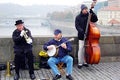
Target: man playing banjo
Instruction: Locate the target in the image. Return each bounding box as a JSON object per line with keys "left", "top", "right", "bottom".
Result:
{"left": 43, "top": 29, "right": 74, "bottom": 80}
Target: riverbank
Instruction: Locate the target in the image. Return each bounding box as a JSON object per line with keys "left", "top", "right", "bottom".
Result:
{"left": 49, "top": 20, "right": 120, "bottom": 36}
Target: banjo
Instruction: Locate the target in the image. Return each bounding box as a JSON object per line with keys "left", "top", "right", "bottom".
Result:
{"left": 47, "top": 38, "right": 74, "bottom": 57}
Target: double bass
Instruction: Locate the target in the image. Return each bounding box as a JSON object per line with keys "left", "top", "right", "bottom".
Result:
{"left": 84, "top": 0, "right": 101, "bottom": 64}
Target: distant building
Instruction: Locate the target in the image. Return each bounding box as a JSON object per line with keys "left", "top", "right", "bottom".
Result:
{"left": 108, "top": 0, "right": 120, "bottom": 7}
{"left": 97, "top": 0, "right": 120, "bottom": 25}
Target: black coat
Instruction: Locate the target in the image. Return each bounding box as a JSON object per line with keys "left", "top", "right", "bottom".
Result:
{"left": 12, "top": 27, "right": 33, "bottom": 53}
{"left": 75, "top": 9, "right": 98, "bottom": 40}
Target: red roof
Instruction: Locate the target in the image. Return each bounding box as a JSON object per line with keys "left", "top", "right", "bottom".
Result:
{"left": 100, "top": 6, "right": 120, "bottom": 11}
{"left": 108, "top": 19, "right": 120, "bottom": 24}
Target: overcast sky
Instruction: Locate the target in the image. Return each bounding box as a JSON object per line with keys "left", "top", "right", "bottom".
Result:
{"left": 0, "top": 0, "right": 107, "bottom": 6}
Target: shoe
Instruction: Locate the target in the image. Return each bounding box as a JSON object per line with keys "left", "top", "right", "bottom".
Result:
{"left": 10, "top": 63, "right": 15, "bottom": 70}
{"left": 77, "top": 64, "right": 83, "bottom": 69}
{"left": 14, "top": 74, "right": 20, "bottom": 80}
{"left": 66, "top": 75, "right": 74, "bottom": 80}
{"left": 83, "top": 63, "right": 89, "bottom": 67}
{"left": 30, "top": 74, "right": 36, "bottom": 79}
{"left": 52, "top": 74, "right": 61, "bottom": 80}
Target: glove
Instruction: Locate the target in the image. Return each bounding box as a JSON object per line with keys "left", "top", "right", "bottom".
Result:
{"left": 26, "top": 38, "right": 32, "bottom": 44}
{"left": 90, "top": 9, "right": 94, "bottom": 14}
{"left": 20, "top": 30, "right": 25, "bottom": 37}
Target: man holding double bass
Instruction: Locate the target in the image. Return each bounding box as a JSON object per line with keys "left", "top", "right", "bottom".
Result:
{"left": 43, "top": 29, "right": 74, "bottom": 80}
{"left": 75, "top": 3, "right": 98, "bottom": 69}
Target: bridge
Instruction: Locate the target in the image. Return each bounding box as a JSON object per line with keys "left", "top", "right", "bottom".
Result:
{"left": 0, "top": 36, "right": 120, "bottom": 80}
{"left": 0, "top": 62, "right": 120, "bottom": 80}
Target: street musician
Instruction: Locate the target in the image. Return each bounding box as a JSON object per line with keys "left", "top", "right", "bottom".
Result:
{"left": 43, "top": 29, "right": 74, "bottom": 80}
{"left": 12, "top": 20, "right": 35, "bottom": 80}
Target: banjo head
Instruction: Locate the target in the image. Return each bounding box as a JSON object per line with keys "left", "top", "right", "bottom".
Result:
{"left": 47, "top": 45, "right": 56, "bottom": 56}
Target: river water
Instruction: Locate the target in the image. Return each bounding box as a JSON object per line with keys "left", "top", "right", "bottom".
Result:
{"left": 0, "top": 18, "right": 53, "bottom": 37}
{"left": 0, "top": 17, "right": 120, "bottom": 37}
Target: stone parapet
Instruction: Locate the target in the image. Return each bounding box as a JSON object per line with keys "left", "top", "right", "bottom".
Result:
{"left": 0, "top": 35, "right": 120, "bottom": 63}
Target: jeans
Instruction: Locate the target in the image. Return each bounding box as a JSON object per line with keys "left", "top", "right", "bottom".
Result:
{"left": 47, "top": 55, "right": 73, "bottom": 75}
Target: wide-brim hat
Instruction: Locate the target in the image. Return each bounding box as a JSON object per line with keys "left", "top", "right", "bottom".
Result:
{"left": 15, "top": 20, "right": 24, "bottom": 25}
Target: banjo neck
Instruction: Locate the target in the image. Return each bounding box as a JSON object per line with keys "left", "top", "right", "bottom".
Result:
{"left": 56, "top": 38, "right": 74, "bottom": 48}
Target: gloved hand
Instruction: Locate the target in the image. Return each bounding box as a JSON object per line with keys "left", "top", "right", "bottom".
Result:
{"left": 20, "top": 30, "right": 25, "bottom": 37}
{"left": 90, "top": 9, "right": 94, "bottom": 14}
{"left": 26, "top": 38, "right": 32, "bottom": 44}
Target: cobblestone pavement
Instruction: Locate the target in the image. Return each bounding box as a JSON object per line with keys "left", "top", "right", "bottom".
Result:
{"left": 0, "top": 62, "right": 120, "bottom": 80}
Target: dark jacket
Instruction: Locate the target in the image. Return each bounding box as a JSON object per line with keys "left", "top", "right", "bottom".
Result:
{"left": 75, "top": 9, "right": 98, "bottom": 40}
{"left": 12, "top": 27, "right": 33, "bottom": 53}
{"left": 43, "top": 37, "right": 72, "bottom": 58}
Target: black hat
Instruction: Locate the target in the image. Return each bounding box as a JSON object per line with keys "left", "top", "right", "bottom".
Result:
{"left": 15, "top": 20, "right": 24, "bottom": 25}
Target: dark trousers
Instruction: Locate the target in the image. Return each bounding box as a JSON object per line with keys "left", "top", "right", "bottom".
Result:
{"left": 14, "top": 50, "right": 34, "bottom": 75}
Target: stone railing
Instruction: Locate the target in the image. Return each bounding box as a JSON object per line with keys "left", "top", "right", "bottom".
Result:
{"left": 0, "top": 35, "right": 120, "bottom": 64}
